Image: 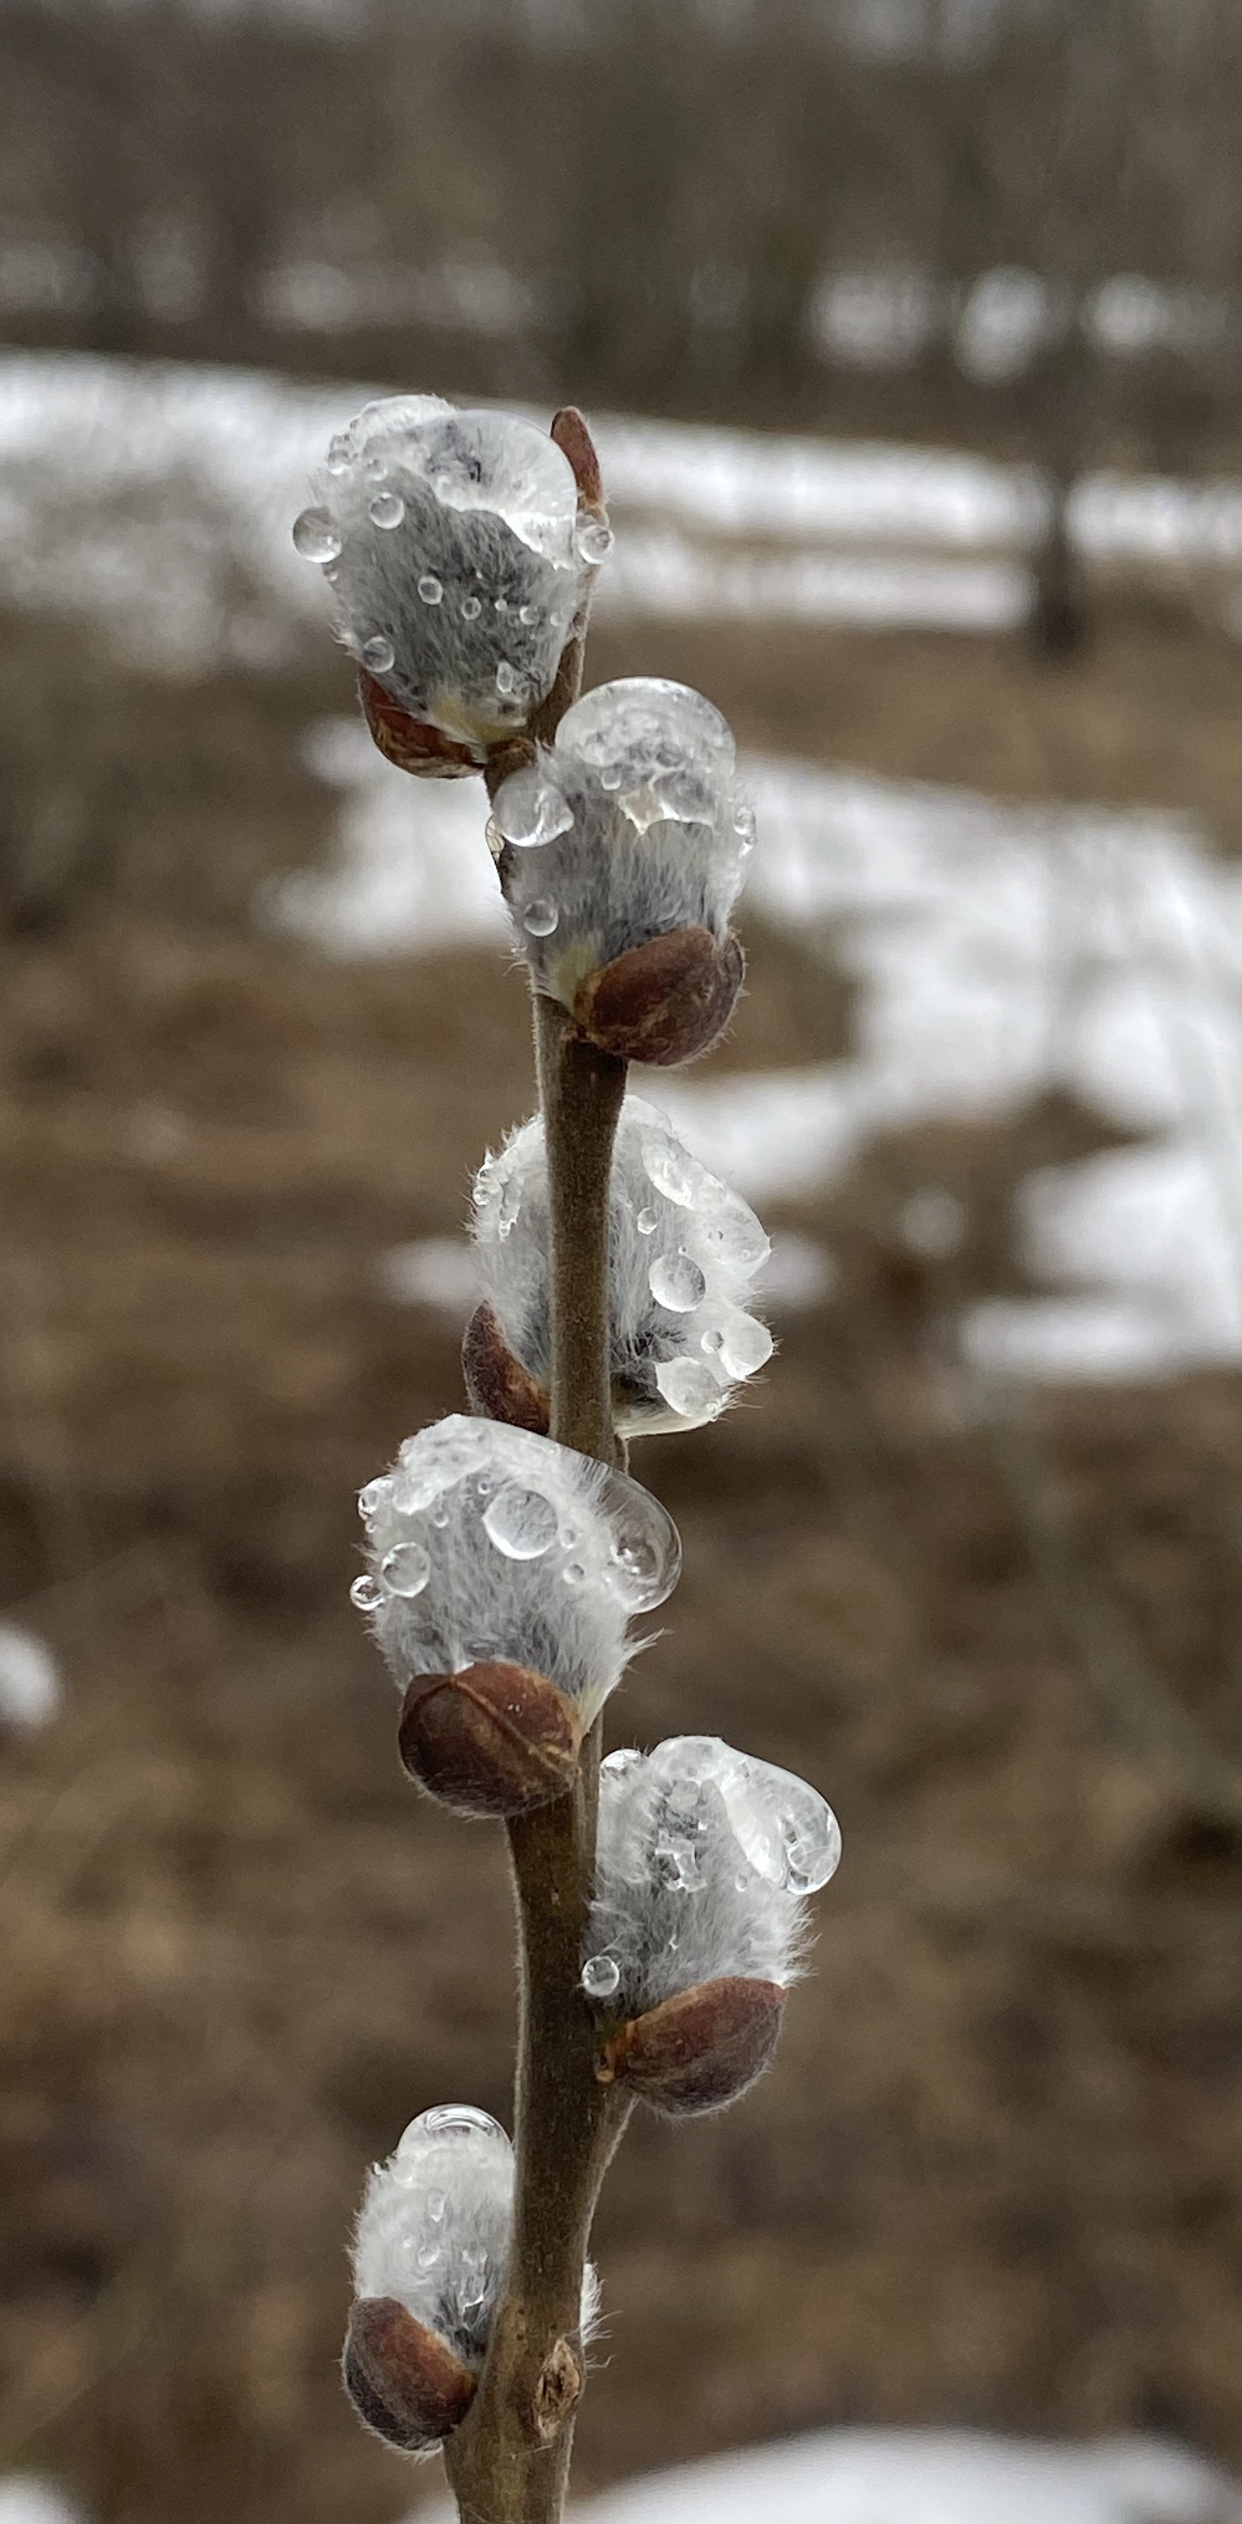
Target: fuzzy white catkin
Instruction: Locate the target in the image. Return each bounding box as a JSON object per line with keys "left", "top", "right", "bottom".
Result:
{"left": 585, "top": 1736, "right": 841, "bottom": 2015}
{"left": 353, "top": 2107, "right": 599, "bottom": 2384}
{"left": 472, "top": 1098, "right": 773, "bottom": 1433}
{"left": 293, "top": 399, "right": 595, "bottom": 751}
{"left": 352, "top": 1416, "right": 680, "bottom": 1720}
{"left": 492, "top": 678, "right": 755, "bottom": 996}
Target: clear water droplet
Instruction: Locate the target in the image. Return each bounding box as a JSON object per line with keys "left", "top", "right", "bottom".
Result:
{"left": 602, "top": 1747, "right": 642, "bottom": 1776}
{"left": 581, "top": 1954, "right": 621, "bottom": 2000}
{"left": 575, "top": 513, "right": 614, "bottom": 565}
{"left": 610, "top": 1524, "right": 661, "bottom": 1597}
{"left": 649, "top": 1252, "right": 707, "bottom": 1312}
{"left": 462, "top": 595, "right": 482, "bottom": 620}
{"left": 416, "top": 2241, "right": 442, "bottom": 2271}
{"left": 563, "top": 1561, "right": 587, "bottom": 1587}
{"left": 494, "top": 595, "right": 509, "bottom": 614}
{"left": 718, "top": 1311, "right": 774, "bottom": 1378}
{"left": 493, "top": 764, "right": 574, "bottom": 848}
{"left": 518, "top": 603, "right": 537, "bottom": 624}
{"left": 326, "top": 435, "right": 351, "bottom": 475}
{"left": 362, "top": 634, "right": 395, "bottom": 673}
{"left": 369, "top": 490, "right": 405, "bottom": 529}
{"left": 483, "top": 1484, "right": 558, "bottom": 1560}
{"left": 733, "top": 800, "right": 757, "bottom": 854}
{"left": 495, "top": 661, "right": 520, "bottom": 699}
{"left": 653, "top": 1358, "right": 723, "bottom": 1421}
{"left": 636, "top": 1206, "right": 658, "bottom": 1235}
{"left": 418, "top": 573, "right": 443, "bottom": 605}
{"left": 431, "top": 1505, "right": 450, "bottom": 1528}
{"left": 641, "top": 1132, "right": 714, "bottom": 1210}
{"left": 350, "top": 1572, "right": 384, "bottom": 1613}
{"left": 292, "top": 506, "right": 342, "bottom": 564}
{"left": 381, "top": 1540, "right": 431, "bottom": 1597}
{"left": 418, "top": 2104, "right": 506, "bottom": 2139}
{"left": 523, "top": 899, "right": 558, "bottom": 937}
{"left": 358, "top": 1479, "right": 389, "bottom": 1520}
{"left": 601, "top": 765, "right": 622, "bottom": 792}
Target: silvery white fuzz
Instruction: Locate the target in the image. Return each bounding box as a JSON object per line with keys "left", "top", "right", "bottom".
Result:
{"left": 293, "top": 398, "right": 598, "bottom": 751}
{"left": 492, "top": 677, "right": 755, "bottom": 993}
{"left": 352, "top": 1415, "right": 680, "bottom": 1719}
{"left": 584, "top": 1736, "right": 841, "bottom": 2013}
{"left": 472, "top": 1098, "right": 773, "bottom": 1432}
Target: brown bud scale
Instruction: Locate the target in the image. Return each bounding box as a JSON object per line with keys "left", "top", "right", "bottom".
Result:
{"left": 600, "top": 1975, "right": 784, "bottom": 2115}
{"left": 574, "top": 926, "right": 745, "bottom": 1066}
{"left": 399, "top": 1660, "right": 581, "bottom": 1817}
{"left": 462, "top": 1303, "right": 551, "bottom": 1436}
{"left": 359, "top": 670, "right": 483, "bottom": 778}
{"left": 343, "top": 2296, "right": 476, "bottom": 2452}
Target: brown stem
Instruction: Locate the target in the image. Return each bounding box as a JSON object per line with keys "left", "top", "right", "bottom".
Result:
{"left": 446, "top": 413, "right": 633, "bottom": 2524}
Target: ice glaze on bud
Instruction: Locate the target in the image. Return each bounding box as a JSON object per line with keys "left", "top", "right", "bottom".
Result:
{"left": 293, "top": 398, "right": 598, "bottom": 758}
{"left": 398, "top": 1658, "right": 581, "bottom": 1817}
{"left": 346, "top": 2105, "right": 600, "bottom": 2454}
{"left": 492, "top": 678, "right": 752, "bottom": 1063}
{"left": 352, "top": 1415, "right": 680, "bottom": 1726}
{"left": 470, "top": 1098, "right": 773, "bottom": 1435}
{"left": 583, "top": 1736, "right": 839, "bottom": 2111}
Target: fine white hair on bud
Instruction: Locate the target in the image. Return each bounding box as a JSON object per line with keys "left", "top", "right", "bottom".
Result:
{"left": 492, "top": 676, "right": 754, "bottom": 992}
{"left": 293, "top": 399, "right": 596, "bottom": 752}
{"left": 352, "top": 1415, "right": 680, "bottom": 1721}
{"left": 353, "top": 2106, "right": 513, "bottom": 2371}
{"left": 471, "top": 1098, "right": 773, "bottom": 1433}
{"left": 353, "top": 2106, "right": 601, "bottom": 2373}
{"left": 585, "top": 1736, "right": 841, "bottom": 2014}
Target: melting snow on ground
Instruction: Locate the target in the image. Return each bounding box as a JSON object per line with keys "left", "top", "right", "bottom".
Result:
{"left": 410, "top": 2428, "right": 1242, "bottom": 2524}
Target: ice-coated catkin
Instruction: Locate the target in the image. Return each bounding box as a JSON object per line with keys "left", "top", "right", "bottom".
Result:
{"left": 471, "top": 1098, "right": 772, "bottom": 1434}
{"left": 293, "top": 399, "right": 593, "bottom": 751}
{"left": 492, "top": 677, "right": 755, "bottom": 991}
{"left": 585, "top": 1736, "right": 840, "bottom": 2014}
{"left": 351, "top": 1416, "right": 680, "bottom": 1722}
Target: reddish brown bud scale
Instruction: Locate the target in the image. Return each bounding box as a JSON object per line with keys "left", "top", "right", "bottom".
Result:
{"left": 573, "top": 926, "right": 745, "bottom": 1067}
{"left": 551, "top": 406, "right": 605, "bottom": 519}
{"left": 399, "top": 1660, "right": 581, "bottom": 1817}
{"left": 343, "top": 2296, "right": 477, "bottom": 2452}
{"left": 462, "top": 1302, "right": 551, "bottom": 1435}
{"left": 599, "top": 1975, "right": 784, "bottom": 2116}
{"left": 358, "top": 670, "right": 484, "bottom": 778}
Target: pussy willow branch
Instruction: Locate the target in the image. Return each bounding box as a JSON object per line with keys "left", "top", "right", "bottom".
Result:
{"left": 445, "top": 431, "right": 631, "bottom": 2524}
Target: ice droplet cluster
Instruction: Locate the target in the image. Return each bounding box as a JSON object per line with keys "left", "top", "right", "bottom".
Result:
{"left": 293, "top": 399, "right": 594, "bottom": 751}
{"left": 472, "top": 1098, "right": 773, "bottom": 1433}
{"left": 492, "top": 678, "right": 755, "bottom": 997}
{"left": 353, "top": 1416, "right": 680, "bottom": 1719}
{"left": 584, "top": 1736, "right": 840, "bottom": 2013}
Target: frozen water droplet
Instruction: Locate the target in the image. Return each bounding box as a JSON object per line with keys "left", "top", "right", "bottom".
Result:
{"left": 641, "top": 1132, "right": 714, "bottom": 1210}
{"left": 701, "top": 1196, "right": 769, "bottom": 1276}
{"left": 417, "top": 2104, "right": 506, "bottom": 2140}
{"left": 326, "top": 436, "right": 351, "bottom": 475}
{"left": 563, "top": 1561, "right": 587, "bottom": 1587}
{"left": 702, "top": 1326, "right": 725, "bottom": 1353}
{"left": 497, "top": 1174, "right": 522, "bottom": 1239}
{"left": 733, "top": 800, "right": 757, "bottom": 854}
{"left": 654, "top": 1358, "right": 723, "bottom": 1422}
{"left": 523, "top": 899, "right": 558, "bottom": 937}
{"left": 362, "top": 634, "right": 395, "bottom": 673}
{"left": 358, "top": 1479, "right": 389, "bottom": 1520}
{"left": 494, "top": 595, "right": 509, "bottom": 614}
{"left": 636, "top": 1206, "right": 658, "bottom": 1235}
{"left": 602, "top": 1747, "right": 642, "bottom": 1775}
{"left": 610, "top": 1524, "right": 661, "bottom": 1597}
{"left": 581, "top": 1954, "right": 621, "bottom": 2000}
{"left": 418, "top": 573, "right": 443, "bottom": 605}
{"left": 363, "top": 452, "right": 388, "bottom": 482}
{"left": 518, "top": 603, "right": 537, "bottom": 624}
{"left": 369, "top": 490, "right": 405, "bottom": 529}
{"left": 483, "top": 1484, "right": 558, "bottom": 1560}
{"left": 493, "top": 764, "right": 574, "bottom": 849}
{"left": 495, "top": 661, "right": 520, "bottom": 699}
{"left": 717, "top": 1311, "right": 773, "bottom": 1378}
{"left": 350, "top": 1572, "right": 384, "bottom": 1613}
{"left": 601, "top": 765, "right": 622, "bottom": 792}
{"left": 292, "top": 506, "right": 342, "bottom": 564}
{"left": 462, "top": 595, "right": 482, "bottom": 620}
{"left": 574, "top": 513, "right": 614, "bottom": 565}
{"left": 649, "top": 1252, "right": 707, "bottom": 1312}
{"left": 431, "top": 1504, "right": 450, "bottom": 1527}
{"left": 416, "top": 2241, "right": 442, "bottom": 2271}
{"left": 381, "top": 1541, "right": 431, "bottom": 1597}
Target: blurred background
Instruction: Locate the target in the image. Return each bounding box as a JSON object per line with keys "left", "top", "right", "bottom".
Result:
{"left": 4, "top": 2, "right": 1242, "bottom": 2520}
